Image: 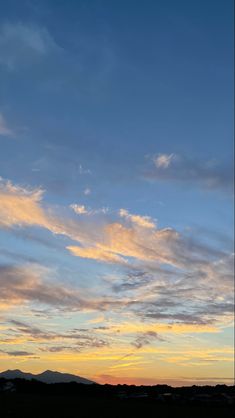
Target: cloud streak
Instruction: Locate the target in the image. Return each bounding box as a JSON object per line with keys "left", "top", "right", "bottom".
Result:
{"left": 145, "top": 153, "right": 233, "bottom": 193}
{"left": 0, "top": 22, "right": 59, "bottom": 70}
{"left": 0, "top": 264, "right": 96, "bottom": 311}
{"left": 132, "top": 331, "right": 164, "bottom": 349}
{"left": 0, "top": 113, "right": 14, "bottom": 137}
{"left": 6, "top": 320, "right": 109, "bottom": 352}
{"left": 119, "top": 208, "right": 156, "bottom": 229}
{"left": 0, "top": 349, "right": 35, "bottom": 357}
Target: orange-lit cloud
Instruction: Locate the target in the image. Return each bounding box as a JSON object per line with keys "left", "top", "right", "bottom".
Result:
{"left": 67, "top": 245, "right": 126, "bottom": 264}
{"left": 0, "top": 179, "right": 47, "bottom": 228}
{"left": 119, "top": 208, "right": 156, "bottom": 229}
{"left": 0, "top": 177, "right": 233, "bottom": 332}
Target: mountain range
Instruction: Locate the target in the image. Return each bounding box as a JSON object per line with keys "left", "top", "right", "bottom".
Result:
{"left": 0, "top": 369, "right": 95, "bottom": 384}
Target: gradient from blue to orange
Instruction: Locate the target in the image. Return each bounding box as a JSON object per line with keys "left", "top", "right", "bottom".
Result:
{"left": 0, "top": 0, "right": 234, "bottom": 386}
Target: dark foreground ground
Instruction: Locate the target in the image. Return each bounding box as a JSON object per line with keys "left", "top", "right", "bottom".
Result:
{"left": 0, "top": 393, "right": 234, "bottom": 418}
{"left": 0, "top": 379, "right": 234, "bottom": 417}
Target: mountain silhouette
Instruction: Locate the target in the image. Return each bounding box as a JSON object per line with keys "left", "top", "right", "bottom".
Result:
{"left": 0, "top": 369, "right": 95, "bottom": 384}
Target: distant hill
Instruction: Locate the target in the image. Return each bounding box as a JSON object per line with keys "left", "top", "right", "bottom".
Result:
{"left": 0, "top": 369, "right": 95, "bottom": 384}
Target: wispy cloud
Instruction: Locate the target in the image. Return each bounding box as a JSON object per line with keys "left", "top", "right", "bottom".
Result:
{"left": 78, "top": 165, "right": 92, "bottom": 175}
{"left": 0, "top": 264, "right": 95, "bottom": 311}
{"left": 119, "top": 208, "right": 156, "bottom": 229}
{"left": 0, "top": 113, "right": 14, "bottom": 137}
{"left": 0, "top": 263, "right": 131, "bottom": 314}
{"left": 0, "top": 177, "right": 232, "bottom": 273}
{"left": 0, "top": 178, "right": 88, "bottom": 242}
{"left": 0, "top": 349, "right": 35, "bottom": 357}
{"left": 0, "top": 22, "right": 59, "bottom": 70}
{"left": 6, "top": 320, "right": 109, "bottom": 352}
{"left": 84, "top": 188, "right": 91, "bottom": 195}
{"left": 67, "top": 246, "right": 127, "bottom": 264}
{"left": 154, "top": 153, "right": 175, "bottom": 168}
{"left": 70, "top": 204, "right": 88, "bottom": 215}
{"left": 132, "top": 331, "right": 164, "bottom": 349}
{"left": 70, "top": 203, "right": 108, "bottom": 216}
{"left": 0, "top": 177, "right": 233, "bottom": 328}
{"left": 145, "top": 153, "right": 233, "bottom": 193}
{"left": 0, "top": 178, "right": 49, "bottom": 229}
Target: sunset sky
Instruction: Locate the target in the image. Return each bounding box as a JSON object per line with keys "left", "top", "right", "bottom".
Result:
{"left": 0, "top": 0, "right": 234, "bottom": 386}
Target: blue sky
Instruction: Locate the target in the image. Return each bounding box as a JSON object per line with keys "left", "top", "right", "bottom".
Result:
{"left": 0, "top": 0, "right": 234, "bottom": 385}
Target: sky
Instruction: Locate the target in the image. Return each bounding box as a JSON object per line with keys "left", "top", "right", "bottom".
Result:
{"left": 0, "top": 0, "right": 234, "bottom": 386}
